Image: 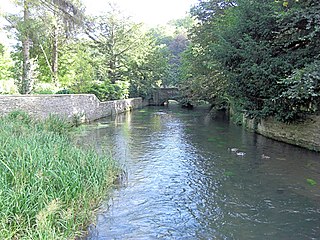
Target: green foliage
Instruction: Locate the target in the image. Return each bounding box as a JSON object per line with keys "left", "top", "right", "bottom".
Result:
{"left": 0, "top": 43, "right": 13, "bottom": 82}
{"left": 33, "top": 89, "right": 54, "bottom": 94}
{"left": 148, "top": 19, "right": 193, "bottom": 88}
{"left": 0, "top": 112, "right": 118, "bottom": 239}
{"left": 86, "top": 81, "right": 128, "bottom": 101}
{"left": 87, "top": 11, "right": 142, "bottom": 84}
{"left": 38, "top": 115, "right": 73, "bottom": 135}
{"left": 129, "top": 40, "right": 171, "bottom": 98}
{"left": 14, "top": 57, "right": 39, "bottom": 94}
{"left": 85, "top": 9, "right": 167, "bottom": 99}
{"left": 180, "top": 42, "right": 228, "bottom": 105}
{"left": 275, "top": 61, "right": 320, "bottom": 121}
{"left": 32, "top": 82, "right": 59, "bottom": 94}
{"left": 71, "top": 112, "right": 84, "bottom": 127}
{"left": 55, "top": 89, "right": 73, "bottom": 94}
{"left": 3, "top": 1, "right": 192, "bottom": 100}
{"left": 7, "top": 110, "right": 32, "bottom": 125}
{"left": 184, "top": 0, "right": 320, "bottom": 122}
{"left": 306, "top": 178, "right": 317, "bottom": 186}
{"left": 58, "top": 42, "right": 95, "bottom": 90}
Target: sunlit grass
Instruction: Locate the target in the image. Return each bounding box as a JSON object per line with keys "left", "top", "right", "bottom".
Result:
{"left": 0, "top": 111, "right": 119, "bottom": 239}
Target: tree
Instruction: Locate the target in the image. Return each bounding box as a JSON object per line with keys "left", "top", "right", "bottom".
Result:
{"left": 21, "top": 0, "right": 31, "bottom": 93}
{"left": 85, "top": 7, "right": 161, "bottom": 100}
{"left": 128, "top": 40, "right": 171, "bottom": 98}
{"left": 4, "top": 0, "right": 41, "bottom": 94}
{"left": 86, "top": 9, "right": 143, "bottom": 83}
{"left": 179, "top": 1, "right": 234, "bottom": 105}
{"left": 34, "top": 0, "right": 84, "bottom": 85}
{"left": 6, "top": 0, "right": 84, "bottom": 93}
{"left": 148, "top": 17, "right": 193, "bottom": 88}
{"left": 183, "top": 0, "right": 320, "bottom": 121}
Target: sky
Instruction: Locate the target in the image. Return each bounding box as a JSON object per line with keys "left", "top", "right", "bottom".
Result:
{"left": 0, "top": 0, "right": 198, "bottom": 47}
{"left": 82, "top": 0, "right": 198, "bottom": 26}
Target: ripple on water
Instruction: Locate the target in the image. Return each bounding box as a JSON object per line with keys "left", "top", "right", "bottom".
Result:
{"left": 84, "top": 106, "right": 320, "bottom": 239}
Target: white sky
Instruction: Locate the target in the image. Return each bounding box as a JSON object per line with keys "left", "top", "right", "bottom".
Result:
{"left": 83, "top": 0, "right": 198, "bottom": 26}
{"left": 0, "top": 0, "right": 198, "bottom": 46}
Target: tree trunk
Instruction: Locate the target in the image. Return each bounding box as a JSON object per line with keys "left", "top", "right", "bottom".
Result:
{"left": 22, "top": 0, "right": 31, "bottom": 94}
{"left": 52, "top": 15, "right": 59, "bottom": 85}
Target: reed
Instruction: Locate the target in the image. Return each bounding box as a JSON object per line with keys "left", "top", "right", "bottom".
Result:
{"left": 0, "top": 111, "right": 118, "bottom": 239}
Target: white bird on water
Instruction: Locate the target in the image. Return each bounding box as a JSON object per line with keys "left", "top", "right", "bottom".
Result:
{"left": 236, "top": 152, "right": 246, "bottom": 156}
{"left": 261, "top": 154, "right": 270, "bottom": 159}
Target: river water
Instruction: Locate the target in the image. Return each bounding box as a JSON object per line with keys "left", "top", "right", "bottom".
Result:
{"left": 83, "top": 105, "right": 320, "bottom": 239}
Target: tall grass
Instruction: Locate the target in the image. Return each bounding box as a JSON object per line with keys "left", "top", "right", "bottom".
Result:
{"left": 0, "top": 111, "right": 119, "bottom": 239}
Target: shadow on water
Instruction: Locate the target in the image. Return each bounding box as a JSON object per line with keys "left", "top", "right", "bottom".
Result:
{"left": 78, "top": 105, "right": 320, "bottom": 239}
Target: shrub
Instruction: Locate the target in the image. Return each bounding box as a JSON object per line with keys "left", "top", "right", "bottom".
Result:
{"left": 55, "top": 89, "right": 74, "bottom": 94}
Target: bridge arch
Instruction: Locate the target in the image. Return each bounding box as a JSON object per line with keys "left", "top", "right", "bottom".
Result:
{"left": 148, "top": 88, "right": 181, "bottom": 106}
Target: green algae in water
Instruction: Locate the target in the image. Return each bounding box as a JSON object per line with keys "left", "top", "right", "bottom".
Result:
{"left": 224, "top": 171, "right": 235, "bottom": 177}
{"left": 207, "top": 137, "right": 216, "bottom": 142}
{"left": 306, "top": 178, "right": 317, "bottom": 186}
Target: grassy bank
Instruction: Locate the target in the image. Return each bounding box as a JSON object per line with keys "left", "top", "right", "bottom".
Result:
{"left": 0, "top": 111, "right": 119, "bottom": 239}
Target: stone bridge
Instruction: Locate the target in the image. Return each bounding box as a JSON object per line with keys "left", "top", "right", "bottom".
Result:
{"left": 148, "top": 88, "right": 180, "bottom": 106}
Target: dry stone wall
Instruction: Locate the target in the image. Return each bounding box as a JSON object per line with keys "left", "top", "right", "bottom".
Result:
{"left": 0, "top": 94, "right": 143, "bottom": 122}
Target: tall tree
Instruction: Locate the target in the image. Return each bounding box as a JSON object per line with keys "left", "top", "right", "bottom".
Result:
{"left": 6, "top": 0, "right": 84, "bottom": 92}
{"left": 5, "top": 0, "right": 39, "bottom": 94}
{"left": 86, "top": 9, "right": 143, "bottom": 84}
{"left": 20, "top": 0, "right": 31, "bottom": 93}
{"left": 36, "top": 0, "right": 84, "bottom": 85}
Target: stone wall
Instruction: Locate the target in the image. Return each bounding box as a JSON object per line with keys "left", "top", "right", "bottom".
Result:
{"left": 0, "top": 94, "right": 143, "bottom": 122}
{"left": 244, "top": 116, "right": 320, "bottom": 152}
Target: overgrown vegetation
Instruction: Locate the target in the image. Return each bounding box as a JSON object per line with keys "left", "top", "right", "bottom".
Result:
{"left": 0, "top": 111, "right": 119, "bottom": 239}
{"left": 181, "top": 0, "right": 320, "bottom": 122}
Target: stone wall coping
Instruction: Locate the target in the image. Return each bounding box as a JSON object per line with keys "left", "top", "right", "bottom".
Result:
{"left": 0, "top": 94, "right": 95, "bottom": 97}
{"left": 0, "top": 94, "right": 142, "bottom": 102}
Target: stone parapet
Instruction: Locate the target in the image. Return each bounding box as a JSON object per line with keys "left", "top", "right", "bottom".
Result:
{"left": 0, "top": 94, "right": 143, "bottom": 122}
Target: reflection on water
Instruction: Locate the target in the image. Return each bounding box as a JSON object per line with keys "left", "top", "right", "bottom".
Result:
{"left": 81, "top": 105, "right": 320, "bottom": 239}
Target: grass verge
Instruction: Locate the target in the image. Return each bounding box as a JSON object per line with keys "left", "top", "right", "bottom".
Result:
{"left": 0, "top": 111, "right": 119, "bottom": 239}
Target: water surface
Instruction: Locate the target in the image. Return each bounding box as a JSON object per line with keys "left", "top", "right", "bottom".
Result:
{"left": 82, "top": 105, "right": 320, "bottom": 239}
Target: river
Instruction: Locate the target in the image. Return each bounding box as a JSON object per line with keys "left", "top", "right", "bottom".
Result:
{"left": 81, "top": 105, "right": 320, "bottom": 239}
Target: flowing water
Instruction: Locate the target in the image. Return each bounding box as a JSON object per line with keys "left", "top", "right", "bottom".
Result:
{"left": 82, "top": 105, "right": 320, "bottom": 239}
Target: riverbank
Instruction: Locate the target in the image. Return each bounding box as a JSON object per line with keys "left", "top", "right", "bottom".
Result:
{"left": 226, "top": 105, "right": 320, "bottom": 152}
{"left": 0, "top": 111, "right": 119, "bottom": 239}
{"left": 243, "top": 115, "right": 320, "bottom": 152}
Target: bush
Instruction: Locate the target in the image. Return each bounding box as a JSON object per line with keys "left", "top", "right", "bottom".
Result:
{"left": 87, "top": 81, "right": 128, "bottom": 101}
{"left": 55, "top": 89, "right": 74, "bottom": 94}
{"left": 275, "top": 61, "right": 320, "bottom": 121}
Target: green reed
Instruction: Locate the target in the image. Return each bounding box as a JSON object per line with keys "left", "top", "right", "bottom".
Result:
{"left": 0, "top": 111, "right": 119, "bottom": 239}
